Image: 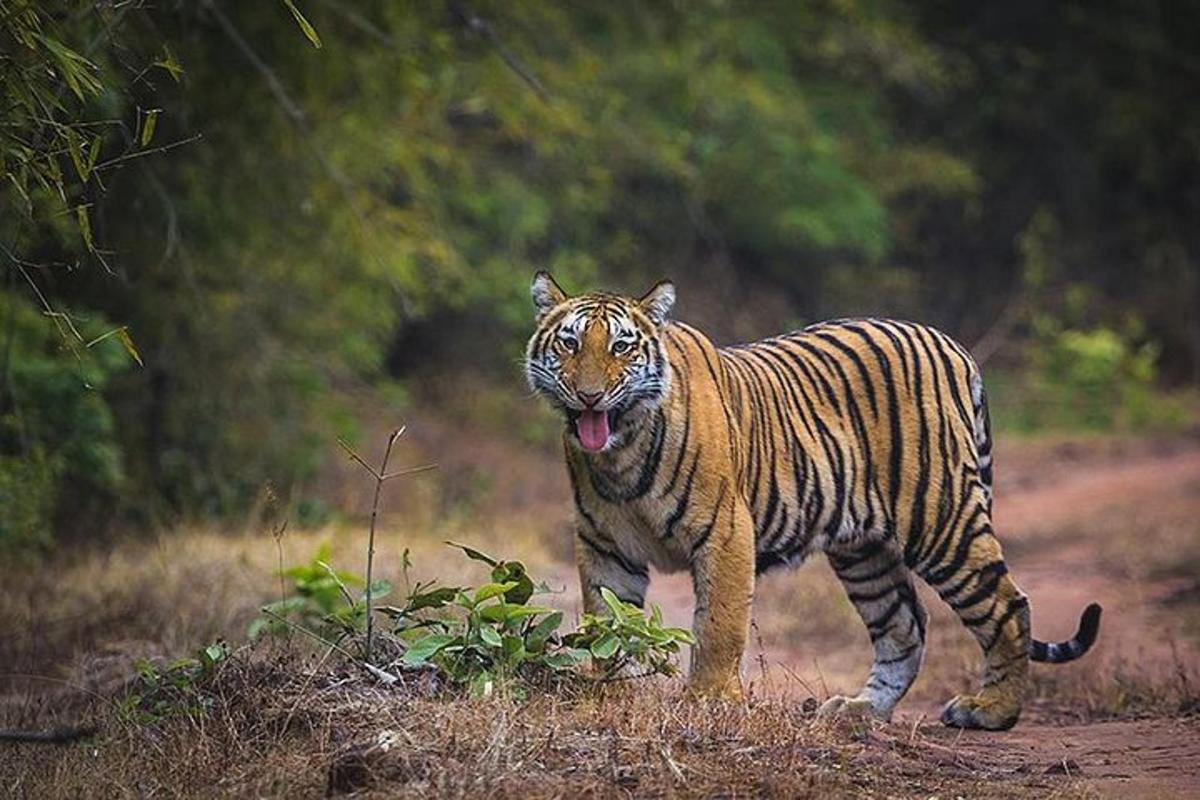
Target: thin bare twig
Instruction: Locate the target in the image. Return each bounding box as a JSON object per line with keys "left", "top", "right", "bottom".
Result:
{"left": 200, "top": 0, "right": 307, "bottom": 125}
{"left": 365, "top": 428, "right": 401, "bottom": 663}
{"left": 381, "top": 463, "right": 437, "bottom": 482}
{"left": 314, "top": 0, "right": 400, "bottom": 48}
{"left": 336, "top": 436, "right": 381, "bottom": 480}
{"left": 91, "top": 133, "right": 203, "bottom": 173}
{"left": 337, "top": 426, "right": 436, "bottom": 665}
{"left": 449, "top": 0, "right": 549, "bottom": 102}
{"left": 971, "top": 290, "right": 1026, "bottom": 368}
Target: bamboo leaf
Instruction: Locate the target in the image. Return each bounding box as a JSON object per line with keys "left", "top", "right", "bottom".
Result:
{"left": 116, "top": 328, "right": 144, "bottom": 367}
{"left": 65, "top": 128, "right": 87, "bottom": 181}
{"left": 282, "top": 0, "right": 323, "bottom": 49}
{"left": 75, "top": 206, "right": 94, "bottom": 252}
{"left": 154, "top": 44, "right": 184, "bottom": 82}
{"left": 86, "top": 134, "right": 102, "bottom": 175}
{"left": 140, "top": 109, "right": 159, "bottom": 147}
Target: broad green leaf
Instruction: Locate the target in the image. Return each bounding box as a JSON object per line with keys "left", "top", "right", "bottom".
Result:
{"left": 590, "top": 632, "right": 619, "bottom": 659}
{"left": 474, "top": 581, "right": 517, "bottom": 604}
{"left": 501, "top": 634, "right": 526, "bottom": 663}
{"left": 479, "top": 626, "right": 503, "bottom": 648}
{"left": 492, "top": 561, "right": 535, "bottom": 604}
{"left": 469, "top": 670, "right": 493, "bottom": 698}
{"left": 203, "top": 643, "right": 227, "bottom": 666}
{"left": 360, "top": 579, "right": 392, "bottom": 602}
{"left": 542, "top": 652, "right": 573, "bottom": 669}
{"left": 543, "top": 648, "right": 589, "bottom": 669}
{"left": 168, "top": 656, "right": 199, "bottom": 672}
{"left": 247, "top": 618, "right": 272, "bottom": 639}
{"left": 401, "top": 633, "right": 456, "bottom": 666}
{"left": 526, "top": 611, "right": 563, "bottom": 652}
{"left": 262, "top": 597, "right": 308, "bottom": 613}
{"left": 404, "top": 585, "right": 459, "bottom": 612}
{"left": 599, "top": 587, "right": 625, "bottom": 618}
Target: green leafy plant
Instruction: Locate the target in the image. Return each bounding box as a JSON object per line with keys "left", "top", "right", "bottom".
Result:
{"left": 254, "top": 541, "right": 693, "bottom": 698}
{"left": 121, "top": 641, "right": 229, "bottom": 723}
{"left": 388, "top": 542, "right": 575, "bottom": 698}
{"left": 565, "top": 588, "right": 694, "bottom": 681}
{"left": 249, "top": 542, "right": 390, "bottom": 640}
{"left": 391, "top": 545, "right": 692, "bottom": 697}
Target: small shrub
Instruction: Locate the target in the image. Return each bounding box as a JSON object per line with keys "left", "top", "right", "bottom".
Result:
{"left": 249, "top": 542, "right": 390, "bottom": 640}
{"left": 253, "top": 542, "right": 693, "bottom": 697}
{"left": 564, "top": 587, "right": 693, "bottom": 681}
{"left": 121, "top": 641, "right": 230, "bottom": 723}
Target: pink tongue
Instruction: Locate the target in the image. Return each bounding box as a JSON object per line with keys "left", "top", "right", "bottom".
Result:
{"left": 576, "top": 409, "right": 610, "bottom": 451}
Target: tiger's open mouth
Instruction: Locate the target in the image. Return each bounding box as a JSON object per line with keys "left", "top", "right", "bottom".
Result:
{"left": 565, "top": 407, "right": 620, "bottom": 452}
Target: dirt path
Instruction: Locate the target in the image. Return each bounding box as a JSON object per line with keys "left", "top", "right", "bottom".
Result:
{"left": 918, "top": 716, "right": 1200, "bottom": 799}
{"left": 626, "top": 443, "right": 1200, "bottom": 798}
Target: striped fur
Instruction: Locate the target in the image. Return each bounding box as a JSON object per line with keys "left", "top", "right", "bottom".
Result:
{"left": 526, "top": 274, "right": 1102, "bottom": 729}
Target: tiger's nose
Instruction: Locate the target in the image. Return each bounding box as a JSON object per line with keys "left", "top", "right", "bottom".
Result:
{"left": 578, "top": 391, "right": 603, "bottom": 408}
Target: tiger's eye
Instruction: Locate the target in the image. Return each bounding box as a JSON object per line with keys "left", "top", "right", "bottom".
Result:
{"left": 612, "top": 340, "right": 631, "bottom": 355}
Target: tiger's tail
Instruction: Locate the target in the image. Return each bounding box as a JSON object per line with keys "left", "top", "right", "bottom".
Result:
{"left": 1030, "top": 603, "right": 1103, "bottom": 663}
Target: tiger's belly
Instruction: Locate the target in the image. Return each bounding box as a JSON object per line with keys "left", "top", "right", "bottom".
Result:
{"left": 751, "top": 492, "right": 889, "bottom": 575}
{"left": 594, "top": 497, "right": 695, "bottom": 574}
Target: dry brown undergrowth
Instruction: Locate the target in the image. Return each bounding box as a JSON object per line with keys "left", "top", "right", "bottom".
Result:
{"left": 0, "top": 641, "right": 1097, "bottom": 799}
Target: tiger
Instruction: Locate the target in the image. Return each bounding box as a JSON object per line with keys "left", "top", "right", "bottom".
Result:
{"left": 524, "top": 271, "right": 1102, "bottom": 730}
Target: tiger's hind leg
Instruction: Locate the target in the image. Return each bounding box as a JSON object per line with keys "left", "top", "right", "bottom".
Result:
{"left": 915, "top": 525, "right": 1031, "bottom": 730}
{"left": 818, "top": 540, "right": 927, "bottom": 722}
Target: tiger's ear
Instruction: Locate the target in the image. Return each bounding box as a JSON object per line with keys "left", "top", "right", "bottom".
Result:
{"left": 637, "top": 280, "right": 675, "bottom": 327}
{"left": 531, "top": 271, "right": 568, "bottom": 321}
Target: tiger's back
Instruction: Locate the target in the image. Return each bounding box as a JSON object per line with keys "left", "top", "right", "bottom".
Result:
{"left": 715, "top": 318, "right": 991, "bottom": 576}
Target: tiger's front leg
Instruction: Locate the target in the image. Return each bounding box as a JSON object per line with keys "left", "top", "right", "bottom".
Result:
{"left": 687, "top": 496, "right": 755, "bottom": 702}
{"left": 575, "top": 529, "right": 650, "bottom": 614}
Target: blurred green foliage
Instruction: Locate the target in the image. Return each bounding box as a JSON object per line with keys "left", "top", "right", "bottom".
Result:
{"left": 2, "top": 1, "right": 1197, "bottom": 544}
{"left": 992, "top": 319, "right": 1188, "bottom": 434}
{"left": 0, "top": 290, "right": 128, "bottom": 555}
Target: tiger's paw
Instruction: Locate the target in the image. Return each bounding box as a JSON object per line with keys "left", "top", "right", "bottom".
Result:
{"left": 940, "top": 693, "right": 1020, "bottom": 730}
{"left": 685, "top": 676, "right": 744, "bottom": 704}
{"left": 814, "top": 695, "right": 876, "bottom": 723}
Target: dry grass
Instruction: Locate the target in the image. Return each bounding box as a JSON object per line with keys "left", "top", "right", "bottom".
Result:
{"left": 3, "top": 433, "right": 1200, "bottom": 797}
{"left": 1, "top": 642, "right": 1096, "bottom": 799}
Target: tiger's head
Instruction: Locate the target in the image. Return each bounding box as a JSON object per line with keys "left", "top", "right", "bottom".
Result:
{"left": 525, "top": 272, "right": 675, "bottom": 453}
